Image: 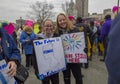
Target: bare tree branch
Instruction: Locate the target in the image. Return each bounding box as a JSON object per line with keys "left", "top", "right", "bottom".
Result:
{"left": 27, "top": 1, "right": 54, "bottom": 24}
{"left": 61, "top": 1, "right": 69, "bottom": 15}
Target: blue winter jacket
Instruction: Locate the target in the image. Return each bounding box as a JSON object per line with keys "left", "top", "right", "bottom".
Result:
{"left": 105, "top": 13, "right": 120, "bottom": 84}
{"left": 100, "top": 18, "right": 112, "bottom": 41}
{"left": 20, "top": 31, "right": 36, "bottom": 55}
{"left": 0, "top": 28, "right": 21, "bottom": 62}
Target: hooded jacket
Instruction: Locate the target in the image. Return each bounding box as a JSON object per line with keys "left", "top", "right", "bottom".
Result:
{"left": 20, "top": 31, "right": 36, "bottom": 55}
{"left": 100, "top": 18, "right": 112, "bottom": 41}
{"left": 0, "top": 28, "right": 21, "bottom": 62}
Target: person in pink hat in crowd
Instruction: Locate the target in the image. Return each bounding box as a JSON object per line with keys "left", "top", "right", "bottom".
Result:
{"left": 20, "top": 26, "right": 36, "bottom": 70}
{"left": 112, "top": 6, "right": 119, "bottom": 17}
{"left": 68, "top": 15, "right": 76, "bottom": 25}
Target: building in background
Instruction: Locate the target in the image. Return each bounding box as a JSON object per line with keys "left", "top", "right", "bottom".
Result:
{"left": 62, "top": 0, "right": 88, "bottom": 18}
{"left": 16, "top": 17, "right": 26, "bottom": 29}
{"left": 75, "top": 0, "right": 88, "bottom": 17}
{"left": 67, "top": 0, "right": 77, "bottom": 17}
{"left": 103, "top": 9, "right": 114, "bottom": 19}
{"left": 88, "top": 9, "right": 114, "bottom": 20}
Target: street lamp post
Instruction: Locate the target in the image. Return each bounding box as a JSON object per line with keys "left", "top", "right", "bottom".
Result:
{"left": 81, "top": 0, "right": 84, "bottom": 17}
{"left": 20, "top": 17, "right": 22, "bottom": 30}
{"left": 117, "top": 0, "right": 119, "bottom": 14}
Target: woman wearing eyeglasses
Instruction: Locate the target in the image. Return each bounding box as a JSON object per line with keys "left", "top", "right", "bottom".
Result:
{"left": 34, "top": 19, "right": 59, "bottom": 84}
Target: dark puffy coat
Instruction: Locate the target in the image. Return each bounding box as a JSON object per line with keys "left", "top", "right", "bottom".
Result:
{"left": 105, "top": 13, "right": 120, "bottom": 84}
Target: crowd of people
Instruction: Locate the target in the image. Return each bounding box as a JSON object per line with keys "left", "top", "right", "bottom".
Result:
{"left": 0, "top": 5, "right": 119, "bottom": 84}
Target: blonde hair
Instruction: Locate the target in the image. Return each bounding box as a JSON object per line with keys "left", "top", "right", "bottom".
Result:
{"left": 23, "top": 26, "right": 33, "bottom": 34}
{"left": 55, "top": 13, "right": 74, "bottom": 34}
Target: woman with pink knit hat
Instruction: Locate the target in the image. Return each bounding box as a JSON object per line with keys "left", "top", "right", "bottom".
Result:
{"left": 68, "top": 15, "right": 76, "bottom": 25}
{"left": 112, "top": 6, "right": 119, "bottom": 17}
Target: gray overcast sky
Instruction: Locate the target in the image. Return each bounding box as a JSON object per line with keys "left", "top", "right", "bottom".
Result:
{"left": 0, "top": 0, "right": 117, "bottom": 22}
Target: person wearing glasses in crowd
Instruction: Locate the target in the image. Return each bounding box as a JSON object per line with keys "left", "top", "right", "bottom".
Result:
{"left": 33, "top": 19, "right": 59, "bottom": 84}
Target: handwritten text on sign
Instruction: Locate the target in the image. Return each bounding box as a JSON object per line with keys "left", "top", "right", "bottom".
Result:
{"left": 33, "top": 37, "right": 66, "bottom": 80}
{"left": 61, "top": 32, "right": 87, "bottom": 63}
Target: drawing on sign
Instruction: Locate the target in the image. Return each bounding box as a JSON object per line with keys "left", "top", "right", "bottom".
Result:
{"left": 33, "top": 37, "right": 66, "bottom": 79}
{"left": 42, "top": 43, "right": 60, "bottom": 71}
{"left": 63, "top": 34, "right": 82, "bottom": 51}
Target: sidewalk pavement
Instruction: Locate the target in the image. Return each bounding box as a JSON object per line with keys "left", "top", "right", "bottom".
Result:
{"left": 21, "top": 53, "right": 107, "bottom": 84}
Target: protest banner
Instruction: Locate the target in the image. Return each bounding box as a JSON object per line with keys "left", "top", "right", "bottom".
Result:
{"left": 4, "top": 23, "right": 15, "bottom": 35}
{"left": 0, "top": 60, "right": 17, "bottom": 84}
{"left": 33, "top": 24, "right": 39, "bottom": 34}
{"left": 33, "top": 37, "right": 66, "bottom": 79}
{"left": 0, "top": 22, "right": 2, "bottom": 27}
{"left": 61, "top": 32, "right": 87, "bottom": 63}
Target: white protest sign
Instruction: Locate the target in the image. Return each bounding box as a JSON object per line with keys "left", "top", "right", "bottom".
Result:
{"left": 33, "top": 37, "right": 66, "bottom": 79}
{"left": 61, "top": 32, "right": 87, "bottom": 63}
{"left": 0, "top": 60, "right": 17, "bottom": 84}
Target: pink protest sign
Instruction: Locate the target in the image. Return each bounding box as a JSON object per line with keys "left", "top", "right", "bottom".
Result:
{"left": 26, "top": 20, "right": 33, "bottom": 27}
{"left": 4, "top": 23, "right": 15, "bottom": 35}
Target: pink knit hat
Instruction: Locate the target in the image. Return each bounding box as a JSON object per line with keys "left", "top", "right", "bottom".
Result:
{"left": 68, "top": 16, "right": 75, "bottom": 21}
{"left": 112, "top": 6, "right": 118, "bottom": 13}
